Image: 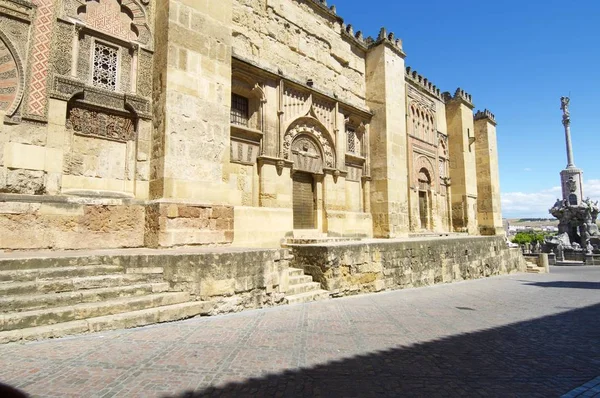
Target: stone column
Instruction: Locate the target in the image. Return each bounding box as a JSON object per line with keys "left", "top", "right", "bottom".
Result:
{"left": 474, "top": 110, "right": 504, "bottom": 235}
{"left": 445, "top": 89, "right": 478, "bottom": 234}
{"left": 365, "top": 30, "right": 409, "bottom": 238}
{"left": 151, "top": 0, "right": 233, "bottom": 204}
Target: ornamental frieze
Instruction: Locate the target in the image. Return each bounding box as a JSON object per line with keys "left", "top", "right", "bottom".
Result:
{"left": 67, "top": 106, "right": 136, "bottom": 142}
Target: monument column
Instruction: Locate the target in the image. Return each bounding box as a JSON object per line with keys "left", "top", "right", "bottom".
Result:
{"left": 559, "top": 97, "right": 584, "bottom": 205}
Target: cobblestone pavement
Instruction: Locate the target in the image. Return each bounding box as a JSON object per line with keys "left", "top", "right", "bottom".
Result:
{"left": 1, "top": 266, "right": 599, "bottom": 398}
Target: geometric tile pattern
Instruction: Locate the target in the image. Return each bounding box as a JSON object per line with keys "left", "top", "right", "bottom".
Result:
{"left": 26, "top": 0, "right": 55, "bottom": 117}
{"left": 82, "top": 0, "right": 137, "bottom": 41}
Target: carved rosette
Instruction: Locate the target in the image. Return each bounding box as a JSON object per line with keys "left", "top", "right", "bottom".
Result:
{"left": 67, "top": 106, "right": 136, "bottom": 142}
{"left": 283, "top": 118, "right": 335, "bottom": 169}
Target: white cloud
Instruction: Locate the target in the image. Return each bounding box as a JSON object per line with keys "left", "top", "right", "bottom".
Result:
{"left": 501, "top": 179, "right": 600, "bottom": 218}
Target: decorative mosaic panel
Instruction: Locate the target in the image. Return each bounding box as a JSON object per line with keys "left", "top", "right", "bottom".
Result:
{"left": 27, "top": 0, "right": 56, "bottom": 117}
{"left": 67, "top": 106, "right": 135, "bottom": 142}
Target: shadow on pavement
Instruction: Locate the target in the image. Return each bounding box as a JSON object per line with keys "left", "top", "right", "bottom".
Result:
{"left": 167, "top": 304, "right": 600, "bottom": 397}
{"left": 524, "top": 281, "right": 600, "bottom": 290}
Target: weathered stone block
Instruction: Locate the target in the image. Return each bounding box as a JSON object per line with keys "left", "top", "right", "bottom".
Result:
{"left": 4, "top": 169, "right": 46, "bottom": 194}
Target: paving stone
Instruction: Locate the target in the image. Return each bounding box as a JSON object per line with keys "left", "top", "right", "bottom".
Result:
{"left": 0, "top": 266, "right": 599, "bottom": 397}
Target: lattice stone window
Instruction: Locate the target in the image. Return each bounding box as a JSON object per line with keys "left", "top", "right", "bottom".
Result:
{"left": 92, "top": 42, "right": 118, "bottom": 91}
{"left": 231, "top": 93, "right": 249, "bottom": 126}
{"left": 346, "top": 126, "right": 356, "bottom": 154}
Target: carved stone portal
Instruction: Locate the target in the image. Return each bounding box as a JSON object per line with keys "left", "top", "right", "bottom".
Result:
{"left": 283, "top": 118, "right": 335, "bottom": 168}
{"left": 291, "top": 136, "right": 323, "bottom": 174}
{"left": 67, "top": 106, "right": 136, "bottom": 142}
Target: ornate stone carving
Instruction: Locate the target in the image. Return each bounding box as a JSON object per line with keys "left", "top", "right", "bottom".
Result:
{"left": 80, "top": 0, "right": 138, "bottom": 41}
{"left": 52, "top": 23, "right": 73, "bottom": 76}
{"left": 67, "top": 106, "right": 136, "bottom": 142}
{"left": 137, "top": 49, "right": 153, "bottom": 97}
{"left": 283, "top": 118, "right": 335, "bottom": 168}
{"left": 0, "top": 33, "right": 24, "bottom": 116}
{"left": 291, "top": 136, "right": 323, "bottom": 174}
{"left": 283, "top": 86, "right": 310, "bottom": 123}
{"left": 70, "top": 0, "right": 152, "bottom": 46}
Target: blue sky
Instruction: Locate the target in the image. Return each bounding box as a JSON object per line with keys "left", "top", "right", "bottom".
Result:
{"left": 334, "top": 0, "right": 600, "bottom": 218}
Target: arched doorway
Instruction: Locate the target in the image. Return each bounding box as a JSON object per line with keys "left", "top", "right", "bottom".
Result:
{"left": 290, "top": 136, "right": 323, "bottom": 230}
{"left": 418, "top": 168, "right": 432, "bottom": 230}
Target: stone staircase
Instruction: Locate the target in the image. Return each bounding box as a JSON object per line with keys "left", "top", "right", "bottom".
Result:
{"left": 525, "top": 261, "right": 546, "bottom": 274}
{"left": 284, "top": 267, "right": 329, "bottom": 304}
{"left": 0, "top": 259, "right": 211, "bottom": 344}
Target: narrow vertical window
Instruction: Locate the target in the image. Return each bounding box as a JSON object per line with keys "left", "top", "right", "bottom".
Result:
{"left": 92, "top": 42, "right": 118, "bottom": 91}
{"left": 231, "top": 93, "right": 249, "bottom": 126}
{"left": 346, "top": 126, "right": 356, "bottom": 154}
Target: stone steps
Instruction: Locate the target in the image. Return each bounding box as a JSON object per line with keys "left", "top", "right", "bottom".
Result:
{"left": 284, "top": 267, "right": 329, "bottom": 304}
{"left": 286, "top": 281, "right": 322, "bottom": 296}
{"left": 289, "top": 274, "right": 313, "bottom": 285}
{"left": 0, "top": 282, "right": 171, "bottom": 313}
{"left": 0, "top": 265, "right": 124, "bottom": 282}
{"left": 0, "top": 256, "right": 212, "bottom": 342}
{"left": 288, "top": 267, "right": 304, "bottom": 277}
{"left": 0, "top": 301, "right": 213, "bottom": 344}
{"left": 0, "top": 273, "right": 163, "bottom": 296}
{"left": 285, "top": 289, "right": 330, "bottom": 305}
{"left": 1, "top": 292, "right": 192, "bottom": 332}
{"left": 526, "top": 262, "right": 546, "bottom": 274}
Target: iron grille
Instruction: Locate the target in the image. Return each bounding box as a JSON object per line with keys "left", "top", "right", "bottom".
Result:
{"left": 231, "top": 94, "right": 249, "bottom": 126}
{"left": 346, "top": 127, "right": 356, "bottom": 153}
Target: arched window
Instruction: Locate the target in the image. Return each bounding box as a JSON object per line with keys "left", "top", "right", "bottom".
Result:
{"left": 418, "top": 167, "right": 432, "bottom": 191}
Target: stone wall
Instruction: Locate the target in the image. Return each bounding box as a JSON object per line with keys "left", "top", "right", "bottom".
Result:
{"left": 0, "top": 196, "right": 234, "bottom": 250}
{"left": 0, "top": 197, "right": 146, "bottom": 250}
{"left": 232, "top": 0, "right": 367, "bottom": 109}
{"left": 291, "top": 236, "right": 525, "bottom": 297}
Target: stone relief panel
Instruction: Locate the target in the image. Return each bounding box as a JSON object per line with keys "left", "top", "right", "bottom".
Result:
{"left": 283, "top": 118, "right": 335, "bottom": 169}
{"left": 346, "top": 165, "right": 362, "bottom": 182}
{"left": 0, "top": 34, "right": 24, "bottom": 116}
{"left": 291, "top": 136, "right": 323, "bottom": 174}
{"left": 283, "top": 85, "right": 310, "bottom": 123}
{"left": 137, "top": 49, "right": 152, "bottom": 97}
{"left": 312, "top": 97, "right": 335, "bottom": 134}
{"left": 0, "top": 8, "right": 30, "bottom": 59}
{"left": 407, "top": 85, "right": 435, "bottom": 112}
{"left": 66, "top": 106, "right": 136, "bottom": 142}
{"left": 230, "top": 139, "right": 259, "bottom": 165}
{"left": 51, "top": 21, "right": 74, "bottom": 76}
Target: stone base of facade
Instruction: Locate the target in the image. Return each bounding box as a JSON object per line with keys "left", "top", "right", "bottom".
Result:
{"left": 0, "top": 194, "right": 234, "bottom": 250}
{"left": 290, "top": 236, "right": 526, "bottom": 297}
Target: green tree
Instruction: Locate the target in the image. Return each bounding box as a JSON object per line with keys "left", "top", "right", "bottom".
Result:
{"left": 511, "top": 231, "right": 547, "bottom": 245}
